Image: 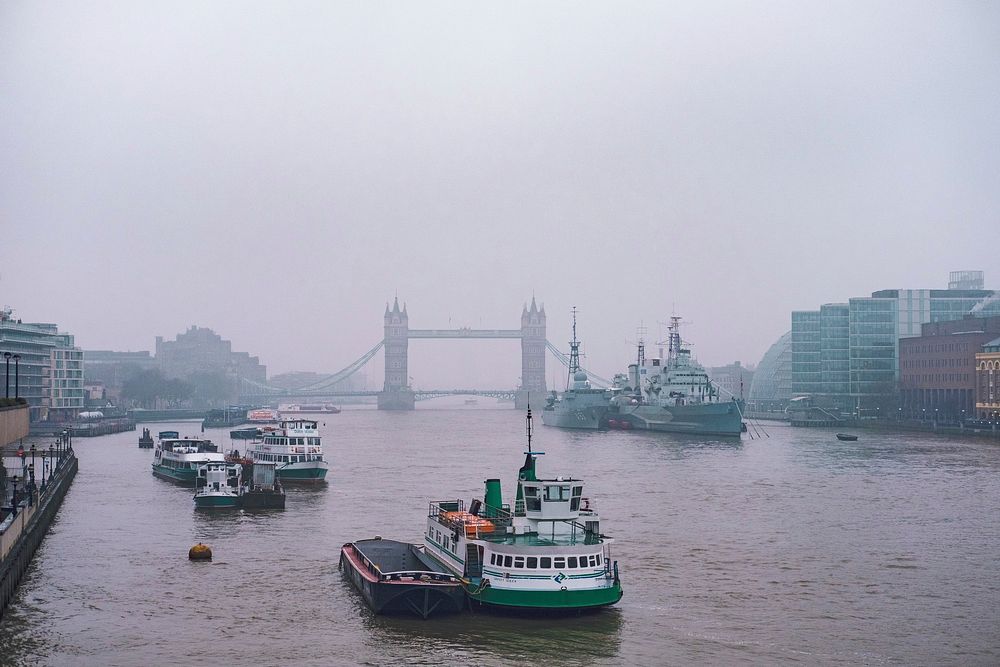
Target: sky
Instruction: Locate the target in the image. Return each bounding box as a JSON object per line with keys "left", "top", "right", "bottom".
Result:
{"left": 2, "top": 1, "right": 999, "bottom": 390}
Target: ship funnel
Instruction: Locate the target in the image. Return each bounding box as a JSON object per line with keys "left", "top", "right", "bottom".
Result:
{"left": 484, "top": 478, "right": 502, "bottom": 517}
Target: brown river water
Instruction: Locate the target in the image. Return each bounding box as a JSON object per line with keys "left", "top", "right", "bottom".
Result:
{"left": 1, "top": 408, "right": 998, "bottom": 665}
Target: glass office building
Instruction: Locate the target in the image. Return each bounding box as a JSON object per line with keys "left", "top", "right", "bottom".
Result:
{"left": 790, "top": 275, "right": 999, "bottom": 414}
{"left": 747, "top": 331, "right": 792, "bottom": 412}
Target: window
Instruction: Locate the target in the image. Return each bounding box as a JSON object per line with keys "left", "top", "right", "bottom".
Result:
{"left": 514, "top": 557, "right": 524, "bottom": 569}
{"left": 526, "top": 557, "right": 537, "bottom": 568}
{"left": 554, "top": 557, "right": 566, "bottom": 569}
{"left": 568, "top": 557, "right": 578, "bottom": 568}
{"left": 540, "top": 557, "right": 552, "bottom": 568}
{"left": 545, "top": 485, "right": 571, "bottom": 501}
{"left": 503, "top": 555, "right": 513, "bottom": 568}
{"left": 590, "top": 555, "right": 600, "bottom": 567}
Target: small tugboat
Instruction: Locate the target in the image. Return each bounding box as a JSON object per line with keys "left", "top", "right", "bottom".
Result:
{"left": 194, "top": 461, "right": 242, "bottom": 509}
{"left": 243, "top": 418, "right": 328, "bottom": 483}
{"left": 138, "top": 428, "right": 155, "bottom": 448}
{"left": 422, "top": 408, "right": 623, "bottom": 613}
{"left": 339, "top": 538, "right": 465, "bottom": 618}
{"left": 152, "top": 437, "right": 225, "bottom": 486}
{"left": 836, "top": 433, "right": 859, "bottom": 441}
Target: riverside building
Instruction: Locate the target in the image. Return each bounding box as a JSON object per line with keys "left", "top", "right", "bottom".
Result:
{"left": 789, "top": 272, "right": 999, "bottom": 415}
{"left": 0, "top": 307, "right": 84, "bottom": 421}
{"left": 975, "top": 337, "right": 1000, "bottom": 421}
{"left": 898, "top": 315, "right": 1000, "bottom": 421}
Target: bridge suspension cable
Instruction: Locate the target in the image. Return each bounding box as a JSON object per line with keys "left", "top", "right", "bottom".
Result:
{"left": 242, "top": 340, "right": 385, "bottom": 395}
{"left": 545, "top": 340, "right": 612, "bottom": 387}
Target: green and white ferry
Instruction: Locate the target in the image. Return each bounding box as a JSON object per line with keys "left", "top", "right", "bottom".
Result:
{"left": 193, "top": 461, "right": 242, "bottom": 509}
{"left": 423, "top": 409, "right": 622, "bottom": 612}
{"left": 243, "top": 418, "right": 328, "bottom": 483}
{"left": 152, "top": 437, "right": 224, "bottom": 486}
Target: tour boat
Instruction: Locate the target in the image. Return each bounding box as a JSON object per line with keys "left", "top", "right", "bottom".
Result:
{"left": 243, "top": 418, "right": 328, "bottom": 483}
{"left": 193, "top": 461, "right": 242, "bottom": 509}
{"left": 279, "top": 403, "right": 341, "bottom": 414}
{"left": 152, "top": 437, "right": 224, "bottom": 486}
{"left": 422, "top": 408, "right": 623, "bottom": 612}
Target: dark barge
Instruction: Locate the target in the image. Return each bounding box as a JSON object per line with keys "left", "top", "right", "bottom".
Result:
{"left": 339, "top": 538, "right": 465, "bottom": 619}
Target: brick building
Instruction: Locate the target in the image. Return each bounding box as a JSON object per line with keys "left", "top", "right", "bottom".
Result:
{"left": 899, "top": 315, "right": 1000, "bottom": 421}
{"left": 975, "top": 337, "right": 1000, "bottom": 420}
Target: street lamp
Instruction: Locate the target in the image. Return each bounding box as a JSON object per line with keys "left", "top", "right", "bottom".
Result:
{"left": 3, "top": 352, "right": 10, "bottom": 398}
{"left": 10, "top": 476, "right": 18, "bottom": 516}
{"left": 12, "top": 354, "right": 19, "bottom": 398}
{"left": 40, "top": 450, "right": 47, "bottom": 491}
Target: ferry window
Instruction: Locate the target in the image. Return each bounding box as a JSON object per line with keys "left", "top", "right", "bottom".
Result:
{"left": 503, "top": 556, "right": 513, "bottom": 568}
{"left": 554, "top": 557, "right": 566, "bottom": 569}
{"left": 525, "top": 486, "right": 538, "bottom": 497}
{"left": 490, "top": 554, "right": 497, "bottom": 565}
{"left": 545, "top": 485, "right": 570, "bottom": 501}
{"left": 591, "top": 555, "right": 600, "bottom": 567}
{"left": 514, "top": 557, "right": 524, "bottom": 569}
{"left": 527, "top": 557, "right": 537, "bottom": 568}
{"left": 540, "top": 557, "right": 551, "bottom": 568}
{"left": 570, "top": 497, "right": 581, "bottom": 512}
{"left": 572, "top": 486, "right": 583, "bottom": 497}
{"left": 568, "top": 557, "right": 578, "bottom": 568}
{"left": 435, "top": 530, "right": 441, "bottom": 543}
{"left": 527, "top": 498, "right": 541, "bottom": 512}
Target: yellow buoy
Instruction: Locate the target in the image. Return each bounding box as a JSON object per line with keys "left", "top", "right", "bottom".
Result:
{"left": 189, "top": 543, "right": 212, "bottom": 560}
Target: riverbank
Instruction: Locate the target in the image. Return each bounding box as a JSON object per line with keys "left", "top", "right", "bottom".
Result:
{"left": 0, "top": 439, "right": 77, "bottom": 617}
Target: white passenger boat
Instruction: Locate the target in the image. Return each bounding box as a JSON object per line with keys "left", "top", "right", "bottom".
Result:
{"left": 152, "top": 437, "right": 224, "bottom": 486}
{"left": 243, "top": 418, "right": 328, "bottom": 483}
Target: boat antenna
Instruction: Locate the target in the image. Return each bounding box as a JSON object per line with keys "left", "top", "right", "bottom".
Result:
{"left": 566, "top": 306, "right": 581, "bottom": 389}
{"left": 526, "top": 401, "right": 533, "bottom": 454}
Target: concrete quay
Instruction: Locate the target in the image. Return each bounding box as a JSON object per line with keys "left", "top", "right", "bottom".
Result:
{"left": 0, "top": 406, "right": 78, "bottom": 618}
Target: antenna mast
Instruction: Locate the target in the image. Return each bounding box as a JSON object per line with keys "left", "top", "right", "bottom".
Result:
{"left": 566, "top": 306, "right": 581, "bottom": 389}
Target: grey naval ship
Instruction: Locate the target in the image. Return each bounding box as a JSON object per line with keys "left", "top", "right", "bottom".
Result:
{"left": 606, "top": 317, "right": 744, "bottom": 437}
{"left": 540, "top": 310, "right": 613, "bottom": 429}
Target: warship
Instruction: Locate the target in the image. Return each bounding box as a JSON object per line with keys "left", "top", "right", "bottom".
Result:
{"left": 540, "top": 309, "right": 613, "bottom": 430}
{"left": 607, "top": 317, "right": 744, "bottom": 437}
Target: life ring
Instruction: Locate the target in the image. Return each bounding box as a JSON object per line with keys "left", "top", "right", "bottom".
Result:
{"left": 582, "top": 498, "right": 591, "bottom": 511}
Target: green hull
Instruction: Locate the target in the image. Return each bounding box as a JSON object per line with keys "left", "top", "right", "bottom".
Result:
{"left": 194, "top": 494, "right": 240, "bottom": 509}
{"left": 152, "top": 464, "right": 198, "bottom": 486}
{"left": 277, "top": 466, "right": 328, "bottom": 483}
{"left": 467, "top": 580, "right": 623, "bottom": 610}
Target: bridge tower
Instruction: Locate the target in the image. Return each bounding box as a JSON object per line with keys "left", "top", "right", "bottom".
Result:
{"left": 378, "top": 297, "right": 415, "bottom": 410}
{"left": 517, "top": 297, "right": 547, "bottom": 409}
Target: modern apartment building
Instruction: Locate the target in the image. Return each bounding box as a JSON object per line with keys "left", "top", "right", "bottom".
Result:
{"left": 0, "top": 307, "right": 84, "bottom": 421}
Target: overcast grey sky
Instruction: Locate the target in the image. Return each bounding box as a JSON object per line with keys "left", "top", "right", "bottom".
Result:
{"left": 2, "top": 1, "right": 999, "bottom": 389}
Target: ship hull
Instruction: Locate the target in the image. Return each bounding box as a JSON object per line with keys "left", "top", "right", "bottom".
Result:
{"left": 151, "top": 464, "right": 199, "bottom": 485}
{"left": 612, "top": 401, "right": 743, "bottom": 437}
{"left": 277, "top": 461, "right": 329, "bottom": 483}
{"left": 193, "top": 493, "right": 240, "bottom": 509}
{"left": 539, "top": 405, "right": 607, "bottom": 429}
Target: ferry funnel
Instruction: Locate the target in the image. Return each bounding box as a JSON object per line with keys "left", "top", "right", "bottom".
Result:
{"left": 484, "top": 478, "right": 502, "bottom": 516}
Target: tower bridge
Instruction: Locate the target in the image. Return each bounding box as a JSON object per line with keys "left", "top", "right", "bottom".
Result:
{"left": 237, "top": 297, "right": 611, "bottom": 409}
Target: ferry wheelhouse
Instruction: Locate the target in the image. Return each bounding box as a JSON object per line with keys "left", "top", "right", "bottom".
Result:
{"left": 423, "top": 409, "right": 622, "bottom": 612}
{"left": 152, "top": 438, "right": 224, "bottom": 486}
{"left": 244, "top": 418, "right": 328, "bottom": 483}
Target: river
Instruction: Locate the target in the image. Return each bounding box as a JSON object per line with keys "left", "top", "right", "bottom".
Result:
{"left": 1, "top": 407, "right": 998, "bottom": 665}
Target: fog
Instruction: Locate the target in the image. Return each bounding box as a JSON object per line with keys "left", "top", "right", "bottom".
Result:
{"left": 2, "top": 2, "right": 999, "bottom": 389}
